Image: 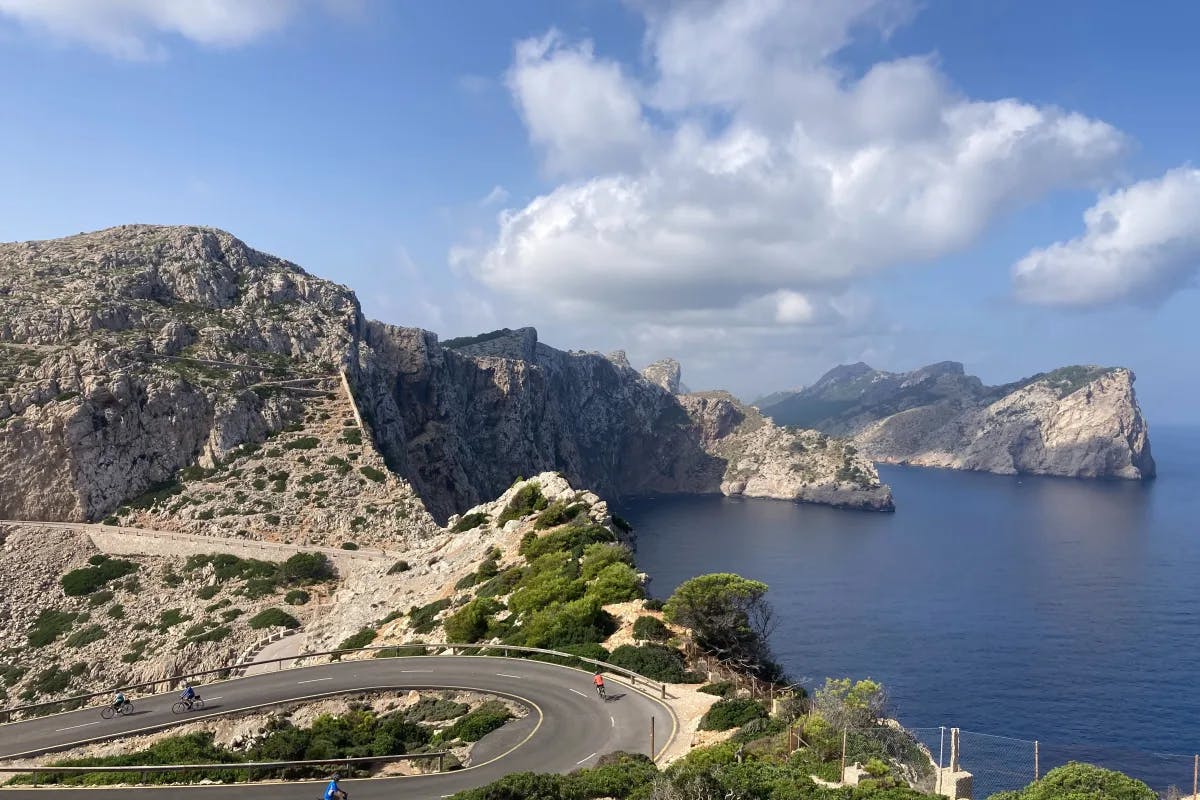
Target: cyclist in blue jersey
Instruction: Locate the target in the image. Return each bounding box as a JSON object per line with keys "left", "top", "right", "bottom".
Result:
{"left": 180, "top": 682, "right": 196, "bottom": 709}
{"left": 324, "top": 773, "right": 347, "bottom": 800}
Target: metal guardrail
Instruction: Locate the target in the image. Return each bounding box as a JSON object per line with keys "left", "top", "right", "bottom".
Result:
{"left": 0, "top": 752, "right": 449, "bottom": 786}
{"left": 0, "top": 642, "right": 673, "bottom": 723}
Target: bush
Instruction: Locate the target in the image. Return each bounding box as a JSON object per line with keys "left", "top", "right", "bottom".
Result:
{"left": 64, "top": 624, "right": 106, "bottom": 648}
{"left": 498, "top": 482, "right": 547, "bottom": 524}
{"left": 61, "top": 559, "right": 139, "bottom": 596}
{"left": 280, "top": 552, "right": 334, "bottom": 583}
{"left": 664, "top": 573, "right": 780, "bottom": 681}
{"left": 520, "top": 524, "right": 612, "bottom": 561}
{"left": 341, "top": 542, "right": 359, "bottom": 551}
{"left": 284, "top": 589, "right": 310, "bottom": 606}
{"left": 632, "top": 616, "right": 671, "bottom": 642}
{"left": 476, "top": 566, "right": 525, "bottom": 598}
{"left": 107, "top": 604, "right": 125, "bottom": 620}
{"left": 28, "top": 610, "right": 79, "bottom": 647}
{"left": 158, "top": 608, "right": 192, "bottom": 631}
{"left": 730, "top": 716, "right": 786, "bottom": 743}
{"left": 188, "top": 625, "right": 232, "bottom": 644}
{"left": 698, "top": 681, "right": 736, "bottom": 697}
{"left": 455, "top": 571, "right": 479, "bottom": 591}
{"left": 580, "top": 543, "right": 633, "bottom": 581}
{"left": 409, "top": 598, "right": 452, "bottom": 634}
{"left": 196, "top": 585, "right": 219, "bottom": 600}
{"left": 436, "top": 701, "right": 511, "bottom": 743}
{"left": 452, "top": 513, "right": 489, "bottom": 533}
{"left": 341, "top": 428, "right": 362, "bottom": 445}
{"left": 248, "top": 608, "right": 300, "bottom": 630}
{"left": 607, "top": 643, "right": 691, "bottom": 683}
{"left": 388, "top": 560, "right": 411, "bottom": 574}
{"left": 517, "top": 598, "right": 616, "bottom": 650}
{"left": 643, "top": 598, "right": 665, "bottom": 611}
{"left": 338, "top": 628, "right": 377, "bottom": 650}
{"left": 87, "top": 590, "right": 114, "bottom": 608}
{"left": 443, "top": 599, "right": 501, "bottom": 644}
{"left": 359, "top": 466, "right": 386, "bottom": 483}
{"left": 586, "top": 562, "right": 643, "bottom": 604}
{"left": 533, "top": 501, "right": 571, "bottom": 530}
{"left": 404, "top": 696, "right": 469, "bottom": 722}
{"left": 699, "top": 698, "right": 768, "bottom": 731}
{"left": 991, "top": 762, "right": 1157, "bottom": 800}
{"left": 283, "top": 436, "right": 320, "bottom": 451}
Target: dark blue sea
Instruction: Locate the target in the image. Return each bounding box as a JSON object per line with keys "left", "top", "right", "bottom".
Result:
{"left": 621, "top": 426, "right": 1200, "bottom": 796}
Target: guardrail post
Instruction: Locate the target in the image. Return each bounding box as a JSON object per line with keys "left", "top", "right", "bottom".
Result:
{"left": 650, "top": 716, "right": 656, "bottom": 759}
{"left": 440, "top": 753, "right": 445, "bottom": 773}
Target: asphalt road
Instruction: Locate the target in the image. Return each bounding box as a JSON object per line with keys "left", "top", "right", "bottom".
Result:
{"left": 0, "top": 656, "right": 676, "bottom": 798}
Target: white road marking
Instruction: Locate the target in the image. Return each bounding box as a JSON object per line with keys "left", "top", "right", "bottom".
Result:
{"left": 496, "top": 673, "right": 522, "bottom": 679}
{"left": 569, "top": 688, "right": 587, "bottom": 697}
{"left": 55, "top": 721, "right": 103, "bottom": 732}
{"left": 401, "top": 669, "right": 435, "bottom": 673}
{"left": 296, "top": 678, "right": 333, "bottom": 684}
{"left": 610, "top": 715, "right": 615, "bottom": 728}
{"left": 207, "top": 696, "right": 223, "bottom": 701}
{"left": 576, "top": 752, "right": 597, "bottom": 765}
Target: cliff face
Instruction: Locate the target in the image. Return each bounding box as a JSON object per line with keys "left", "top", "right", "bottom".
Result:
{"left": 760, "top": 362, "right": 1155, "bottom": 480}
{"left": 0, "top": 225, "right": 891, "bottom": 528}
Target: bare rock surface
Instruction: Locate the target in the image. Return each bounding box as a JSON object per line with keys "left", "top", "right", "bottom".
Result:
{"left": 761, "top": 361, "right": 1155, "bottom": 480}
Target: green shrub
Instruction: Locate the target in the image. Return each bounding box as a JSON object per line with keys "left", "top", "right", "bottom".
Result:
{"left": 409, "top": 598, "right": 452, "bottom": 634}
{"left": 61, "top": 559, "right": 139, "bottom": 596}
{"left": 388, "top": 560, "right": 411, "bottom": 574}
{"left": 455, "top": 571, "right": 479, "bottom": 590}
{"left": 443, "top": 599, "right": 501, "bottom": 644}
{"left": 607, "top": 643, "right": 690, "bottom": 683}
{"left": 158, "top": 608, "right": 192, "bottom": 631}
{"left": 374, "top": 644, "right": 428, "bottom": 658}
{"left": 586, "top": 562, "right": 643, "bottom": 604}
{"left": 283, "top": 436, "right": 320, "bottom": 451}
{"left": 284, "top": 589, "right": 310, "bottom": 606}
{"left": 580, "top": 543, "right": 633, "bottom": 581}
{"left": 730, "top": 716, "right": 787, "bottom": 744}
{"left": 281, "top": 552, "right": 334, "bottom": 583}
{"left": 643, "top": 597, "right": 665, "bottom": 611}
{"left": 452, "top": 512, "right": 489, "bottom": 532}
{"left": 699, "top": 698, "right": 768, "bottom": 731}
{"left": 107, "top": 604, "right": 125, "bottom": 620}
{"left": 632, "top": 616, "right": 671, "bottom": 642}
{"left": 26, "top": 665, "right": 74, "bottom": 697}
{"left": 341, "top": 541, "right": 359, "bottom": 551}
{"left": 436, "top": 701, "right": 511, "bottom": 743}
{"left": 516, "top": 597, "right": 616, "bottom": 650}
{"left": 991, "top": 763, "right": 1156, "bottom": 800}
{"left": 196, "top": 585, "right": 219, "bottom": 600}
{"left": 221, "top": 608, "right": 244, "bottom": 622}
{"left": 476, "top": 566, "right": 525, "bottom": 598}
{"left": 519, "top": 524, "right": 612, "bottom": 561}
{"left": 359, "top": 466, "right": 386, "bottom": 483}
{"left": 498, "top": 482, "right": 547, "bottom": 524}
{"left": 28, "top": 610, "right": 79, "bottom": 647}
{"left": 247, "top": 608, "right": 300, "bottom": 630}
{"left": 404, "top": 696, "right": 469, "bottom": 722}
{"left": 533, "top": 501, "right": 571, "bottom": 530}
{"left": 87, "top": 590, "right": 114, "bottom": 608}
{"left": 341, "top": 428, "right": 362, "bottom": 445}
{"left": 64, "top": 624, "right": 106, "bottom": 648}
{"left": 698, "top": 681, "right": 736, "bottom": 697}
{"left": 338, "top": 628, "right": 377, "bottom": 650}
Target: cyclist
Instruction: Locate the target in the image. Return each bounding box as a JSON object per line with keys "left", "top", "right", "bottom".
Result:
{"left": 180, "top": 682, "right": 196, "bottom": 709}
{"left": 112, "top": 691, "right": 128, "bottom": 711}
{"left": 324, "top": 773, "right": 347, "bottom": 800}
{"left": 593, "top": 672, "right": 606, "bottom": 699}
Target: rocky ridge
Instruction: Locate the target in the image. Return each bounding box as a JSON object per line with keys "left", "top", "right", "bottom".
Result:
{"left": 760, "top": 361, "right": 1155, "bottom": 480}
{"left": 0, "top": 225, "right": 889, "bottom": 525}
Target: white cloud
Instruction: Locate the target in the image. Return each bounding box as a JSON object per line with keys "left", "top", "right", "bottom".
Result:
{"left": 0, "top": 0, "right": 304, "bottom": 58}
{"left": 506, "top": 29, "right": 652, "bottom": 176}
{"left": 470, "top": 0, "right": 1127, "bottom": 332}
{"left": 1013, "top": 167, "right": 1200, "bottom": 307}
{"left": 479, "top": 185, "right": 510, "bottom": 207}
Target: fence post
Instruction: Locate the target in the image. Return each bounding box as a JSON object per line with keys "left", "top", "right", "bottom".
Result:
{"left": 1192, "top": 754, "right": 1197, "bottom": 800}
{"left": 939, "top": 726, "right": 945, "bottom": 769}
{"left": 840, "top": 727, "right": 848, "bottom": 778}
{"left": 1034, "top": 740, "right": 1039, "bottom": 781}
{"left": 650, "top": 715, "right": 656, "bottom": 759}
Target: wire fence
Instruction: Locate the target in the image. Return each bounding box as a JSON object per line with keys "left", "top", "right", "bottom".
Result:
{"left": 904, "top": 726, "right": 1200, "bottom": 799}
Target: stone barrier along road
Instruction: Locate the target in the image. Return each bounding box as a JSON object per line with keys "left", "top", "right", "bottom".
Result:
{"left": 0, "top": 656, "right": 678, "bottom": 800}
{"left": 0, "top": 520, "right": 395, "bottom": 567}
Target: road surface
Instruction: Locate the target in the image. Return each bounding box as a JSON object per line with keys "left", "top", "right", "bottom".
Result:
{"left": 0, "top": 656, "right": 675, "bottom": 798}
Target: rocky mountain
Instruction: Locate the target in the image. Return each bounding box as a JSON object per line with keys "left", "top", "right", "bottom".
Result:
{"left": 0, "top": 225, "right": 891, "bottom": 529}
{"left": 759, "top": 361, "right": 1155, "bottom": 480}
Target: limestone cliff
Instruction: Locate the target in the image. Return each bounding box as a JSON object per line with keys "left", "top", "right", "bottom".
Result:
{"left": 0, "top": 225, "right": 892, "bottom": 528}
{"left": 760, "top": 362, "right": 1155, "bottom": 480}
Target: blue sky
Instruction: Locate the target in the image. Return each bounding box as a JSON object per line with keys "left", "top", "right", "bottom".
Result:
{"left": 1, "top": 0, "right": 1198, "bottom": 423}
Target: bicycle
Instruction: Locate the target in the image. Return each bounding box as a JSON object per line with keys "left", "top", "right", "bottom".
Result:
{"left": 595, "top": 683, "right": 607, "bottom": 701}
{"left": 101, "top": 700, "right": 133, "bottom": 719}
{"left": 171, "top": 695, "right": 205, "bottom": 714}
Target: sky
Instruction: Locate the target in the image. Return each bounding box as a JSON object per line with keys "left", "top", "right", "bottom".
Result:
{"left": 1, "top": 1, "right": 1198, "bottom": 423}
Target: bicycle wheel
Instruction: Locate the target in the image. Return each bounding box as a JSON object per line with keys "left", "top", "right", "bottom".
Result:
{"left": 119, "top": 702, "right": 133, "bottom": 716}
{"left": 171, "top": 701, "right": 188, "bottom": 714}
{"left": 101, "top": 706, "right": 115, "bottom": 719}
{"left": 191, "top": 697, "right": 205, "bottom": 711}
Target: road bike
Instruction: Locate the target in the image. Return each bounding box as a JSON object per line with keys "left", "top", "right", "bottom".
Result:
{"left": 595, "top": 683, "right": 607, "bottom": 700}
{"left": 100, "top": 700, "right": 133, "bottom": 719}
{"left": 171, "top": 695, "right": 205, "bottom": 714}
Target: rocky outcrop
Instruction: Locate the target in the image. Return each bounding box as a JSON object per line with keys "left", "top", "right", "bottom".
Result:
{"left": 760, "top": 362, "right": 1155, "bottom": 480}
{"left": 642, "top": 358, "right": 682, "bottom": 394}
{"left": 0, "top": 225, "right": 892, "bottom": 527}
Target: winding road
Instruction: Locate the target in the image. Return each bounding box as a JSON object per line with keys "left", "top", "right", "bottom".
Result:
{"left": 0, "top": 656, "right": 677, "bottom": 798}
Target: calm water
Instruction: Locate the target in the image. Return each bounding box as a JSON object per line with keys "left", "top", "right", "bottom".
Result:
{"left": 620, "top": 426, "right": 1200, "bottom": 794}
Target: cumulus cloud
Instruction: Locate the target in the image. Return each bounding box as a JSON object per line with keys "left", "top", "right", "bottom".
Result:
{"left": 1013, "top": 167, "right": 1200, "bottom": 307}
{"left": 469, "top": 0, "right": 1128, "bottom": 334}
{"left": 0, "top": 0, "right": 306, "bottom": 58}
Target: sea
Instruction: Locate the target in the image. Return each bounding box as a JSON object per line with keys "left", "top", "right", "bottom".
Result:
{"left": 619, "top": 426, "right": 1200, "bottom": 796}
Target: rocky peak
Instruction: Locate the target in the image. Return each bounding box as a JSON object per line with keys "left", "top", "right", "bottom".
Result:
{"left": 641, "top": 358, "right": 683, "bottom": 394}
